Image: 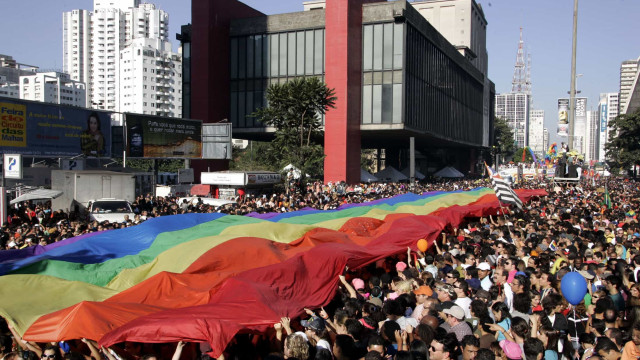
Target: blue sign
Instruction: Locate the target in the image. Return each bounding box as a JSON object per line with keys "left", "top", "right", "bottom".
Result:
{"left": 0, "top": 98, "right": 112, "bottom": 157}
{"left": 600, "top": 103, "right": 607, "bottom": 133}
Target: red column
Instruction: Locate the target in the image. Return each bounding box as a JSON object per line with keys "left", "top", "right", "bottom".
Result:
{"left": 323, "top": 0, "right": 364, "bottom": 184}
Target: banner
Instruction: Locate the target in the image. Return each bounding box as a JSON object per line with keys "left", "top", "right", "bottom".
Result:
{"left": 0, "top": 98, "right": 112, "bottom": 157}
{"left": 557, "top": 98, "right": 569, "bottom": 137}
{"left": 125, "top": 114, "right": 202, "bottom": 159}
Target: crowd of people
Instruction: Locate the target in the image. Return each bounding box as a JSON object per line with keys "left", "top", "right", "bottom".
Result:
{"left": 2, "top": 175, "right": 640, "bottom": 360}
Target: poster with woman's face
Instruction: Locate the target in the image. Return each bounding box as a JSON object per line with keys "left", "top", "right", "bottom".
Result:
{"left": 557, "top": 98, "right": 569, "bottom": 137}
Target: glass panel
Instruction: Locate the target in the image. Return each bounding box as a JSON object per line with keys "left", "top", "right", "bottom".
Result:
{"left": 314, "top": 29, "right": 323, "bottom": 74}
{"left": 270, "top": 34, "right": 279, "bottom": 77}
{"left": 372, "top": 84, "right": 382, "bottom": 124}
{"left": 255, "top": 35, "right": 263, "bottom": 78}
{"left": 230, "top": 38, "right": 238, "bottom": 79}
{"left": 393, "top": 23, "right": 403, "bottom": 69}
{"left": 373, "top": 24, "right": 383, "bottom": 70}
{"left": 393, "top": 83, "right": 402, "bottom": 123}
{"left": 288, "top": 32, "right": 296, "bottom": 76}
{"left": 381, "top": 84, "right": 392, "bottom": 123}
{"left": 305, "top": 30, "right": 314, "bottom": 75}
{"left": 238, "top": 37, "right": 246, "bottom": 79}
{"left": 279, "top": 33, "right": 287, "bottom": 77}
{"left": 383, "top": 23, "right": 393, "bottom": 70}
{"left": 362, "top": 85, "right": 372, "bottom": 124}
{"left": 363, "top": 25, "right": 373, "bottom": 71}
{"left": 246, "top": 35, "right": 254, "bottom": 78}
{"left": 262, "top": 35, "right": 269, "bottom": 78}
{"left": 246, "top": 92, "right": 254, "bottom": 127}
{"left": 296, "top": 31, "right": 304, "bottom": 76}
{"left": 238, "top": 92, "right": 246, "bottom": 127}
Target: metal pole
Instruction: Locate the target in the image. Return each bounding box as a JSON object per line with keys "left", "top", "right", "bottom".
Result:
{"left": 568, "top": 0, "right": 579, "bottom": 150}
{"left": 409, "top": 137, "right": 415, "bottom": 187}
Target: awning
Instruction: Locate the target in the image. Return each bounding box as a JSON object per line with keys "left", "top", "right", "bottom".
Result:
{"left": 10, "top": 189, "right": 63, "bottom": 205}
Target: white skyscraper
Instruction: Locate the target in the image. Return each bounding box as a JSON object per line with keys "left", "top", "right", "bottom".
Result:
{"left": 584, "top": 110, "right": 599, "bottom": 163}
{"left": 119, "top": 38, "right": 182, "bottom": 117}
{"left": 529, "top": 109, "right": 544, "bottom": 157}
{"left": 620, "top": 57, "right": 639, "bottom": 113}
{"left": 597, "top": 93, "right": 619, "bottom": 162}
{"left": 62, "top": 0, "right": 180, "bottom": 117}
{"left": 495, "top": 93, "right": 530, "bottom": 148}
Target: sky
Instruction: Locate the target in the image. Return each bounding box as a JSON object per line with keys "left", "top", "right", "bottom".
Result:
{"left": 2, "top": 0, "right": 639, "bottom": 145}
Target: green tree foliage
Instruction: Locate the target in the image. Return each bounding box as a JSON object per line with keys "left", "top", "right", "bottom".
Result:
{"left": 494, "top": 117, "right": 516, "bottom": 159}
{"left": 251, "top": 77, "right": 336, "bottom": 179}
{"left": 605, "top": 110, "right": 640, "bottom": 173}
{"left": 230, "top": 141, "right": 279, "bottom": 172}
{"left": 512, "top": 148, "right": 534, "bottom": 163}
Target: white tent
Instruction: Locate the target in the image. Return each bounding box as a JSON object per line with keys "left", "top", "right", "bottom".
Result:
{"left": 10, "top": 189, "right": 63, "bottom": 205}
{"left": 283, "top": 164, "right": 303, "bottom": 179}
{"left": 401, "top": 167, "right": 426, "bottom": 180}
{"left": 374, "top": 166, "right": 408, "bottom": 182}
{"left": 361, "top": 169, "right": 378, "bottom": 183}
{"left": 433, "top": 166, "right": 465, "bottom": 178}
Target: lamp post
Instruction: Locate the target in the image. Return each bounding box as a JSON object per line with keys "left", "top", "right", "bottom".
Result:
{"left": 567, "top": 0, "right": 579, "bottom": 151}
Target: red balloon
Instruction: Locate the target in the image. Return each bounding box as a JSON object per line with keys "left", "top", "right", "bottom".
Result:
{"left": 417, "top": 239, "right": 428, "bottom": 252}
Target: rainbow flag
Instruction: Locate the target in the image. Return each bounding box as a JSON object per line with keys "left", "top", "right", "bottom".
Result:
{"left": 0, "top": 188, "right": 546, "bottom": 357}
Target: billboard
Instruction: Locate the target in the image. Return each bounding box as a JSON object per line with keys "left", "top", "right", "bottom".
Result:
{"left": 202, "top": 123, "right": 232, "bottom": 160}
{"left": 125, "top": 114, "right": 202, "bottom": 158}
{"left": 0, "top": 98, "right": 112, "bottom": 157}
{"left": 557, "top": 98, "right": 569, "bottom": 137}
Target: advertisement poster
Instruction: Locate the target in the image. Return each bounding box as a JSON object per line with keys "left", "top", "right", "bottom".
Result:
{"left": 126, "top": 114, "right": 202, "bottom": 159}
{"left": 0, "top": 98, "right": 112, "bottom": 157}
{"left": 557, "top": 98, "right": 569, "bottom": 137}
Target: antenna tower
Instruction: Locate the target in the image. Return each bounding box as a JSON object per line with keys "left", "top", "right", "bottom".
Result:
{"left": 511, "top": 27, "right": 529, "bottom": 94}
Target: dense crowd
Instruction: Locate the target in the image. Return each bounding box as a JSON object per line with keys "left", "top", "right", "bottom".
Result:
{"left": 0, "top": 179, "right": 485, "bottom": 250}
{"left": 2, "top": 175, "right": 640, "bottom": 360}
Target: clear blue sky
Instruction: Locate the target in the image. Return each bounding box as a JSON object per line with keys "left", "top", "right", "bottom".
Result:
{"left": 2, "top": 0, "right": 639, "bottom": 145}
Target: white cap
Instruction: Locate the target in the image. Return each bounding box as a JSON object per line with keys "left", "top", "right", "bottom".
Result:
{"left": 477, "top": 262, "right": 491, "bottom": 271}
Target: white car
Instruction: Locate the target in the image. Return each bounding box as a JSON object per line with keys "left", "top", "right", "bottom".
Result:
{"left": 87, "top": 198, "right": 135, "bottom": 223}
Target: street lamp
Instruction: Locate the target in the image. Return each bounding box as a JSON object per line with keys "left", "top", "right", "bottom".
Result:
{"left": 567, "top": 0, "right": 579, "bottom": 151}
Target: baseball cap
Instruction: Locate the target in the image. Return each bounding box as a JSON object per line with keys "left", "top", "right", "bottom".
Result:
{"left": 578, "top": 270, "right": 595, "bottom": 280}
{"left": 396, "top": 261, "right": 407, "bottom": 272}
{"left": 301, "top": 316, "right": 326, "bottom": 331}
{"left": 500, "top": 340, "right": 522, "bottom": 360}
{"left": 368, "top": 297, "right": 383, "bottom": 308}
{"left": 443, "top": 305, "right": 465, "bottom": 320}
{"left": 477, "top": 262, "right": 491, "bottom": 271}
{"left": 351, "top": 278, "right": 365, "bottom": 290}
{"left": 413, "top": 285, "right": 433, "bottom": 297}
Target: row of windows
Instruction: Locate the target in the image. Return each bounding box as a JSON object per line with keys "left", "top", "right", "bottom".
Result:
{"left": 363, "top": 23, "right": 404, "bottom": 71}
{"left": 404, "top": 25, "right": 484, "bottom": 145}
{"left": 230, "top": 30, "right": 325, "bottom": 80}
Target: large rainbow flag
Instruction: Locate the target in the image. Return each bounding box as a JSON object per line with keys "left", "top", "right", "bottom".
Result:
{"left": 0, "top": 187, "right": 546, "bottom": 357}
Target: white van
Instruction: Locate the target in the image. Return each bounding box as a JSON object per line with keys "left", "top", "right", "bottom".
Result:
{"left": 87, "top": 198, "right": 136, "bottom": 223}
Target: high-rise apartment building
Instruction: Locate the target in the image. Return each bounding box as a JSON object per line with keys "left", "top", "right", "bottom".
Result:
{"left": 495, "top": 93, "right": 530, "bottom": 148}
{"left": 584, "top": 110, "right": 599, "bottom": 163}
{"left": 620, "top": 57, "right": 639, "bottom": 114}
{"left": 598, "top": 93, "right": 619, "bottom": 162}
{"left": 19, "top": 72, "right": 87, "bottom": 107}
{"left": 528, "top": 109, "right": 544, "bottom": 157}
{"left": 119, "top": 38, "right": 182, "bottom": 117}
{"left": 63, "top": 0, "right": 180, "bottom": 117}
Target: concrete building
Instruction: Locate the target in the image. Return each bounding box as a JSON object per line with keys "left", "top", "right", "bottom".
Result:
{"left": 19, "top": 71, "right": 87, "bottom": 107}
{"left": 495, "top": 93, "right": 530, "bottom": 148}
{"left": 598, "top": 93, "right": 619, "bottom": 161}
{"left": 0, "top": 54, "right": 38, "bottom": 85}
{"left": 528, "top": 109, "right": 544, "bottom": 157}
{"left": 183, "top": 0, "right": 494, "bottom": 182}
{"left": 584, "top": 110, "right": 599, "bottom": 163}
{"left": 0, "top": 80, "right": 19, "bottom": 99}
{"left": 63, "top": 0, "right": 176, "bottom": 115}
{"left": 620, "top": 57, "right": 639, "bottom": 114}
{"left": 63, "top": 9, "right": 91, "bottom": 106}
{"left": 119, "top": 38, "right": 182, "bottom": 117}
{"left": 622, "top": 63, "right": 640, "bottom": 115}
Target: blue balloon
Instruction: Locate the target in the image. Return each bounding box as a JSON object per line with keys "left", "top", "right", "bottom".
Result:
{"left": 561, "top": 272, "right": 588, "bottom": 305}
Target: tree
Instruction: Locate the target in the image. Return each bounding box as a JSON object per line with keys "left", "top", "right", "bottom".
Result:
{"left": 251, "top": 77, "right": 336, "bottom": 179}
{"left": 493, "top": 117, "right": 516, "bottom": 162}
{"left": 230, "top": 141, "right": 279, "bottom": 172}
{"left": 605, "top": 110, "right": 640, "bottom": 175}
{"left": 512, "top": 148, "right": 534, "bottom": 163}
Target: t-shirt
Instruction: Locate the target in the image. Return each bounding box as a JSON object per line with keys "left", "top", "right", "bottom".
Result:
{"left": 455, "top": 297, "right": 473, "bottom": 319}
{"left": 622, "top": 341, "right": 640, "bottom": 360}
{"left": 497, "top": 318, "right": 512, "bottom": 342}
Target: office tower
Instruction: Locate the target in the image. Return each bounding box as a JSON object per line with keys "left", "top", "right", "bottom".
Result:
{"left": 597, "top": 93, "right": 619, "bottom": 161}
